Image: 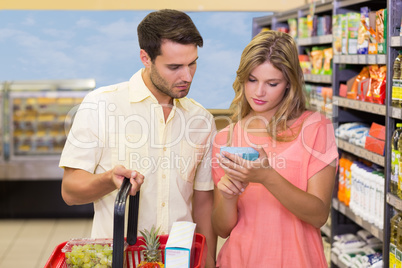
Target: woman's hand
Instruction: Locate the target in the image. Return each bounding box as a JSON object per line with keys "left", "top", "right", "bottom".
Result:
{"left": 111, "top": 165, "right": 144, "bottom": 196}
{"left": 216, "top": 146, "right": 270, "bottom": 185}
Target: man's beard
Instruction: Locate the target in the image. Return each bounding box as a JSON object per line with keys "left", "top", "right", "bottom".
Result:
{"left": 150, "top": 66, "right": 190, "bottom": 99}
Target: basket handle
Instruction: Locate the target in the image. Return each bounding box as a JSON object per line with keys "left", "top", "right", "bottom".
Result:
{"left": 112, "top": 177, "right": 140, "bottom": 268}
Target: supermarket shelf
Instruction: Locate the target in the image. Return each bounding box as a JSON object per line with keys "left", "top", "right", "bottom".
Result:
{"left": 333, "top": 54, "right": 387, "bottom": 65}
{"left": 298, "top": 35, "right": 333, "bottom": 46}
{"left": 304, "top": 74, "right": 332, "bottom": 84}
{"left": 390, "top": 107, "right": 402, "bottom": 119}
{"left": 332, "top": 198, "right": 383, "bottom": 242}
{"left": 391, "top": 36, "right": 402, "bottom": 47}
{"left": 336, "top": 139, "right": 385, "bottom": 167}
{"left": 331, "top": 252, "right": 349, "bottom": 268}
{"left": 333, "top": 96, "right": 386, "bottom": 116}
{"left": 387, "top": 193, "right": 402, "bottom": 211}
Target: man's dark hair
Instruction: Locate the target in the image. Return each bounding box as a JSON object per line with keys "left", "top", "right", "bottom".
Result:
{"left": 137, "top": 9, "right": 203, "bottom": 62}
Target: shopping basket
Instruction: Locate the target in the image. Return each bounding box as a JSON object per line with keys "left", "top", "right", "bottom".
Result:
{"left": 45, "top": 177, "right": 207, "bottom": 268}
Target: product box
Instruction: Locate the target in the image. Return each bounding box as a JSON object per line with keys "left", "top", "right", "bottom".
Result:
{"left": 368, "top": 122, "right": 385, "bottom": 141}
{"left": 390, "top": 243, "right": 397, "bottom": 268}
{"left": 341, "top": 14, "right": 348, "bottom": 55}
{"left": 332, "top": 14, "right": 342, "bottom": 55}
{"left": 365, "top": 135, "right": 385, "bottom": 156}
{"left": 396, "top": 247, "right": 402, "bottom": 268}
{"left": 165, "top": 221, "right": 196, "bottom": 268}
{"left": 347, "top": 12, "right": 361, "bottom": 54}
{"left": 368, "top": 11, "right": 378, "bottom": 54}
{"left": 376, "top": 9, "right": 387, "bottom": 54}
{"left": 220, "top": 147, "right": 259, "bottom": 161}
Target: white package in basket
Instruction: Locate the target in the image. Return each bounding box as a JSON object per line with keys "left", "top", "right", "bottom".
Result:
{"left": 165, "top": 221, "right": 196, "bottom": 268}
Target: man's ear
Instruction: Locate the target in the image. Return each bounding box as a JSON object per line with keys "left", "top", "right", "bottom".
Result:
{"left": 140, "top": 49, "right": 151, "bottom": 67}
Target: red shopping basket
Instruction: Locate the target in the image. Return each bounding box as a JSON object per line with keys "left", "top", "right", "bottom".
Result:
{"left": 45, "top": 178, "right": 207, "bottom": 268}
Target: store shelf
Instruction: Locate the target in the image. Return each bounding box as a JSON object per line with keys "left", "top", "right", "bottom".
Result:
{"left": 390, "top": 106, "right": 402, "bottom": 119}
{"left": 304, "top": 74, "right": 332, "bottom": 83}
{"left": 391, "top": 36, "right": 402, "bottom": 47}
{"left": 333, "top": 96, "right": 386, "bottom": 115}
{"left": 387, "top": 193, "right": 402, "bottom": 210}
{"left": 336, "top": 139, "right": 385, "bottom": 166}
{"left": 298, "top": 35, "right": 333, "bottom": 46}
{"left": 332, "top": 198, "right": 383, "bottom": 242}
{"left": 333, "top": 54, "right": 387, "bottom": 65}
{"left": 331, "top": 252, "right": 349, "bottom": 268}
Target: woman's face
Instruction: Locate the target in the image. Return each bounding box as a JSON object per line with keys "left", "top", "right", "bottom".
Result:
{"left": 245, "top": 61, "right": 288, "bottom": 119}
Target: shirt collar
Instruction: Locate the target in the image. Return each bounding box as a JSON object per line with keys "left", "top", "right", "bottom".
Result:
{"left": 128, "top": 68, "right": 190, "bottom": 111}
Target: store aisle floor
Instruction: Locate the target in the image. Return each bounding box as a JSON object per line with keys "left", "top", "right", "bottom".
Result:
{"left": 0, "top": 219, "right": 226, "bottom": 268}
{"left": 0, "top": 218, "right": 92, "bottom": 268}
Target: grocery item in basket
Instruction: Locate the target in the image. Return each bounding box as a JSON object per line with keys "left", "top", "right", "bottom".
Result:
{"left": 165, "top": 221, "right": 196, "bottom": 268}
{"left": 62, "top": 238, "right": 127, "bottom": 268}
{"left": 137, "top": 225, "right": 164, "bottom": 268}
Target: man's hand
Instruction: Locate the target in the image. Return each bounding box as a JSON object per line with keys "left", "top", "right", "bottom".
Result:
{"left": 111, "top": 165, "right": 144, "bottom": 196}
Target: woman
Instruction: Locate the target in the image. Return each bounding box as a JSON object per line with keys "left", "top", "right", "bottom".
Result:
{"left": 212, "top": 30, "right": 338, "bottom": 267}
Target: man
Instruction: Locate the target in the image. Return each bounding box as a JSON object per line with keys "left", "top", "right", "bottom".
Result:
{"left": 60, "top": 9, "right": 216, "bottom": 267}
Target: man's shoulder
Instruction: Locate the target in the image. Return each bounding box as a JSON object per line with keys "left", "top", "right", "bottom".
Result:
{"left": 85, "top": 81, "right": 130, "bottom": 100}
{"left": 181, "top": 97, "right": 213, "bottom": 117}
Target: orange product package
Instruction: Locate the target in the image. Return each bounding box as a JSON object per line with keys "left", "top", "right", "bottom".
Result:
{"left": 347, "top": 66, "right": 369, "bottom": 100}
{"left": 338, "top": 155, "right": 346, "bottom": 203}
{"left": 367, "top": 65, "right": 387, "bottom": 104}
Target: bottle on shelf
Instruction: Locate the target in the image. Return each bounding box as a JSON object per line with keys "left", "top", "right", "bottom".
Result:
{"left": 398, "top": 126, "right": 402, "bottom": 199}
{"left": 338, "top": 154, "right": 346, "bottom": 203}
{"left": 392, "top": 52, "right": 402, "bottom": 108}
{"left": 392, "top": 123, "right": 402, "bottom": 195}
{"left": 391, "top": 210, "right": 402, "bottom": 246}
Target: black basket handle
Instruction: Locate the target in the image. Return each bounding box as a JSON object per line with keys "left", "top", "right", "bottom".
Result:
{"left": 112, "top": 177, "right": 140, "bottom": 268}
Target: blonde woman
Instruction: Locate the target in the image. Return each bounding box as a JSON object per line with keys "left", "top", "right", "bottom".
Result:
{"left": 212, "top": 30, "right": 338, "bottom": 267}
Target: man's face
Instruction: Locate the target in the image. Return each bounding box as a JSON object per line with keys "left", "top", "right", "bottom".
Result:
{"left": 149, "top": 40, "right": 198, "bottom": 99}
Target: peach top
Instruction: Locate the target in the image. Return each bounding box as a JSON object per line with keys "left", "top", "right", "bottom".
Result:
{"left": 212, "top": 111, "right": 338, "bottom": 268}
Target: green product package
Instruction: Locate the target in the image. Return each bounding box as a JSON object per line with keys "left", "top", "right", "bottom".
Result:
{"left": 347, "top": 12, "right": 360, "bottom": 54}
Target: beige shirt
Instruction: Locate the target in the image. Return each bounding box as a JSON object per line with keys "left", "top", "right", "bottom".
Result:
{"left": 59, "top": 69, "right": 216, "bottom": 238}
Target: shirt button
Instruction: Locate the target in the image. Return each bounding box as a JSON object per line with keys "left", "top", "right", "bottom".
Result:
{"left": 160, "top": 119, "right": 163, "bottom": 124}
{"left": 161, "top": 231, "right": 166, "bottom": 235}
{"left": 162, "top": 174, "right": 166, "bottom": 179}
{"left": 161, "top": 202, "right": 165, "bottom": 207}
{"left": 163, "top": 147, "right": 167, "bottom": 152}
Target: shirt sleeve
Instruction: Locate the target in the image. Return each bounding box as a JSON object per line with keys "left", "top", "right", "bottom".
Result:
{"left": 193, "top": 115, "right": 217, "bottom": 191}
{"left": 303, "top": 113, "right": 339, "bottom": 179}
{"left": 59, "top": 92, "right": 104, "bottom": 173}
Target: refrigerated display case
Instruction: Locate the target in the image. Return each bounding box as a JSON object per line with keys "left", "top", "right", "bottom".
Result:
{"left": 3, "top": 79, "right": 95, "bottom": 180}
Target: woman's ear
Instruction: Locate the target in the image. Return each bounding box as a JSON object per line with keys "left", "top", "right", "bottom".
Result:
{"left": 140, "top": 49, "right": 151, "bottom": 67}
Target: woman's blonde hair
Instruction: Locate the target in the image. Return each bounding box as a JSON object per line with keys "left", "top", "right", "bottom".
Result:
{"left": 230, "top": 30, "right": 306, "bottom": 141}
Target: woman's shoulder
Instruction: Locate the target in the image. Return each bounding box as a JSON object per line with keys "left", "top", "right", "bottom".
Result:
{"left": 301, "top": 110, "right": 332, "bottom": 128}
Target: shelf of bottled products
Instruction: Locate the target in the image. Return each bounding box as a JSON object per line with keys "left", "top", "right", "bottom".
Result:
{"left": 253, "top": 0, "right": 396, "bottom": 266}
